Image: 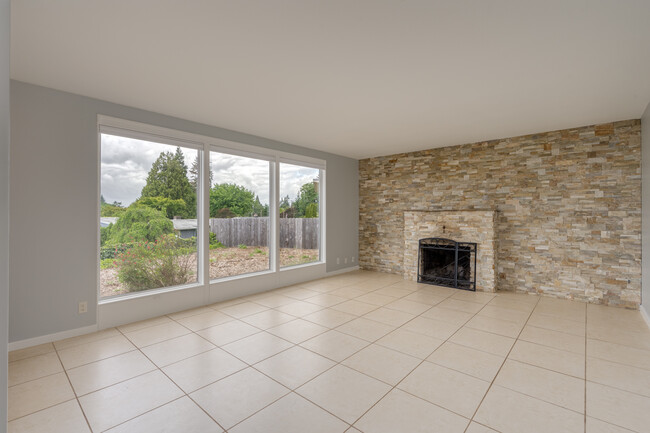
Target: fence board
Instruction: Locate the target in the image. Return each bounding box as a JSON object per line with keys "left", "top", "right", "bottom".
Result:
{"left": 208, "top": 217, "right": 318, "bottom": 249}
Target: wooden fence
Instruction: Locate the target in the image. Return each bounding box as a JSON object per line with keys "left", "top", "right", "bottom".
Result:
{"left": 209, "top": 217, "right": 319, "bottom": 250}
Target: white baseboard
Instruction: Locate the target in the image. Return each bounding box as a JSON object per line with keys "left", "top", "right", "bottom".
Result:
{"left": 8, "top": 324, "right": 98, "bottom": 351}
{"left": 326, "top": 265, "right": 360, "bottom": 276}
{"left": 641, "top": 305, "right": 650, "bottom": 331}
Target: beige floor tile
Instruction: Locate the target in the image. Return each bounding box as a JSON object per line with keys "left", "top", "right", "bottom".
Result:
{"left": 190, "top": 367, "right": 289, "bottom": 429}
{"left": 477, "top": 305, "right": 530, "bottom": 324}
{"left": 53, "top": 328, "right": 121, "bottom": 350}
{"left": 343, "top": 344, "right": 420, "bottom": 385}
{"left": 8, "top": 400, "right": 90, "bottom": 433}
{"left": 355, "top": 388, "right": 469, "bottom": 433}
{"left": 106, "top": 397, "right": 222, "bottom": 433}
{"left": 167, "top": 306, "right": 214, "bottom": 320}
{"left": 230, "top": 393, "right": 348, "bottom": 433}
{"left": 520, "top": 325, "right": 585, "bottom": 354}
{"left": 9, "top": 351, "right": 63, "bottom": 387}
{"left": 329, "top": 286, "right": 367, "bottom": 299}
{"left": 336, "top": 317, "right": 395, "bottom": 342}
{"left": 267, "top": 319, "right": 328, "bottom": 343}
{"left": 8, "top": 343, "right": 55, "bottom": 363}
{"left": 141, "top": 333, "right": 215, "bottom": 367}
{"left": 373, "top": 286, "right": 413, "bottom": 298}
{"left": 587, "top": 338, "right": 650, "bottom": 371}
{"left": 176, "top": 310, "right": 233, "bottom": 331}
{"left": 421, "top": 306, "right": 474, "bottom": 326}
{"left": 384, "top": 298, "right": 431, "bottom": 315}
{"left": 331, "top": 300, "right": 378, "bottom": 316}
{"left": 509, "top": 340, "right": 585, "bottom": 378}
{"left": 495, "top": 359, "right": 584, "bottom": 413}
{"left": 586, "top": 381, "right": 650, "bottom": 433}
{"left": 403, "top": 291, "right": 449, "bottom": 305}
{"left": 487, "top": 296, "right": 537, "bottom": 312}
{"left": 475, "top": 385, "right": 584, "bottom": 433}
{"left": 300, "top": 330, "right": 369, "bottom": 362}
{"left": 398, "top": 362, "right": 489, "bottom": 418}
{"left": 276, "top": 300, "right": 325, "bottom": 317}
{"left": 282, "top": 287, "right": 321, "bottom": 300}
{"left": 363, "top": 307, "right": 415, "bottom": 327}
{"left": 427, "top": 342, "right": 504, "bottom": 381}
{"left": 303, "top": 308, "right": 357, "bottom": 328}
{"left": 437, "top": 298, "right": 485, "bottom": 314}
{"left": 241, "top": 309, "right": 295, "bottom": 329}
{"left": 465, "top": 315, "right": 523, "bottom": 338}
{"left": 79, "top": 370, "right": 183, "bottom": 432}
{"left": 67, "top": 350, "right": 156, "bottom": 396}
{"left": 528, "top": 311, "right": 586, "bottom": 336}
{"left": 117, "top": 315, "right": 174, "bottom": 334}
{"left": 451, "top": 290, "right": 496, "bottom": 304}
{"left": 222, "top": 331, "right": 293, "bottom": 364}
{"left": 376, "top": 328, "right": 444, "bottom": 359}
{"left": 196, "top": 320, "right": 260, "bottom": 346}
{"left": 297, "top": 364, "right": 391, "bottom": 424}
{"left": 8, "top": 373, "right": 75, "bottom": 421}
{"left": 162, "top": 347, "right": 247, "bottom": 393}
{"left": 304, "top": 293, "right": 348, "bottom": 307}
{"left": 587, "top": 357, "right": 650, "bottom": 397}
{"left": 252, "top": 294, "right": 296, "bottom": 308}
{"left": 587, "top": 323, "right": 650, "bottom": 351}
{"left": 355, "top": 293, "right": 397, "bottom": 306}
{"left": 123, "top": 321, "right": 191, "bottom": 348}
{"left": 585, "top": 417, "right": 635, "bottom": 433}
{"left": 449, "top": 327, "right": 515, "bottom": 357}
{"left": 255, "top": 346, "right": 335, "bottom": 389}
{"left": 465, "top": 422, "right": 500, "bottom": 433}
{"left": 535, "top": 299, "right": 586, "bottom": 322}
{"left": 401, "top": 316, "right": 461, "bottom": 340}
{"left": 57, "top": 334, "right": 136, "bottom": 369}
{"left": 219, "top": 301, "right": 269, "bottom": 318}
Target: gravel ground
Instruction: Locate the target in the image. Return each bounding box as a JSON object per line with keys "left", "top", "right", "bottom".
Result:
{"left": 100, "top": 247, "right": 319, "bottom": 298}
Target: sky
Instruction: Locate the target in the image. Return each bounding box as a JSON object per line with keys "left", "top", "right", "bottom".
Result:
{"left": 101, "top": 134, "right": 319, "bottom": 207}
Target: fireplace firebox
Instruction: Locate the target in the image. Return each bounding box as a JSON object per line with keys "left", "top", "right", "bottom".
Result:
{"left": 418, "top": 238, "right": 477, "bottom": 291}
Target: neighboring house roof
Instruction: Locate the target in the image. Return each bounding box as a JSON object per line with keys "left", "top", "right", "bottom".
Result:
{"left": 172, "top": 219, "right": 197, "bottom": 231}
{"left": 100, "top": 217, "right": 197, "bottom": 231}
{"left": 100, "top": 217, "right": 119, "bottom": 228}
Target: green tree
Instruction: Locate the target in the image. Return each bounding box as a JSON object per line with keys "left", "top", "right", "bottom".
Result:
{"left": 141, "top": 147, "right": 196, "bottom": 218}
{"left": 105, "top": 205, "right": 174, "bottom": 245}
{"left": 293, "top": 182, "right": 319, "bottom": 217}
{"left": 135, "top": 196, "right": 187, "bottom": 219}
{"left": 100, "top": 201, "right": 126, "bottom": 217}
{"left": 209, "top": 183, "right": 255, "bottom": 217}
{"left": 252, "top": 195, "right": 268, "bottom": 217}
{"left": 305, "top": 202, "right": 319, "bottom": 218}
{"left": 189, "top": 155, "right": 213, "bottom": 190}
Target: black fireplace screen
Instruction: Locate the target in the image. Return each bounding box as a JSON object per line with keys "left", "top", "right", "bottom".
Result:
{"left": 418, "top": 238, "right": 477, "bottom": 291}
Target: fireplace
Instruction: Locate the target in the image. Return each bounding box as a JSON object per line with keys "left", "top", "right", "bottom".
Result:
{"left": 418, "top": 238, "right": 477, "bottom": 291}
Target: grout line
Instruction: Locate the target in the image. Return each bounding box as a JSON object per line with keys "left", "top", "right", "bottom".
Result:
{"left": 584, "top": 302, "right": 588, "bottom": 433}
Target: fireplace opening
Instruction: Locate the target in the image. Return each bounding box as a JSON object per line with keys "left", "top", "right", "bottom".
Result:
{"left": 418, "top": 238, "right": 477, "bottom": 291}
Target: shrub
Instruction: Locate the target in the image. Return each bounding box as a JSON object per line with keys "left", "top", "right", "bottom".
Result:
{"left": 116, "top": 234, "right": 194, "bottom": 291}
{"left": 238, "top": 244, "right": 247, "bottom": 249}
{"left": 209, "top": 232, "right": 225, "bottom": 248}
{"left": 107, "top": 205, "right": 174, "bottom": 245}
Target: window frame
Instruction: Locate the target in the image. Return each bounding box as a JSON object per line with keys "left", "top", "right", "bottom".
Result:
{"left": 97, "top": 115, "right": 326, "bottom": 305}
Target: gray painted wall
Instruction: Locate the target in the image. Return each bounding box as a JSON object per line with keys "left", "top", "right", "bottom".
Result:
{"left": 642, "top": 102, "right": 650, "bottom": 318}
{"left": 1, "top": 0, "right": 9, "bottom": 429}
{"left": 9, "top": 80, "right": 359, "bottom": 342}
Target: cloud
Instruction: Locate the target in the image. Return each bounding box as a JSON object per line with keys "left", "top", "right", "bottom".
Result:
{"left": 101, "top": 134, "right": 321, "bottom": 208}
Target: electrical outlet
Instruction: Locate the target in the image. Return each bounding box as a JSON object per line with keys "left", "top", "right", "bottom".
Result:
{"left": 78, "top": 301, "right": 88, "bottom": 314}
{"left": 337, "top": 257, "right": 340, "bottom": 265}
{"left": 344, "top": 257, "right": 348, "bottom": 264}
{"left": 352, "top": 256, "right": 355, "bottom": 263}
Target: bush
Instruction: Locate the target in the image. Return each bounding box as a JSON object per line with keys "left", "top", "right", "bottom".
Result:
{"left": 238, "top": 244, "right": 247, "bottom": 249}
{"left": 100, "top": 242, "right": 134, "bottom": 260}
{"left": 107, "top": 205, "right": 174, "bottom": 245}
{"left": 209, "top": 232, "right": 224, "bottom": 248}
{"left": 116, "top": 234, "right": 195, "bottom": 291}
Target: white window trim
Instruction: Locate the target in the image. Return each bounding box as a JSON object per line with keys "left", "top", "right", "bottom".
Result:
{"left": 97, "top": 115, "right": 326, "bottom": 307}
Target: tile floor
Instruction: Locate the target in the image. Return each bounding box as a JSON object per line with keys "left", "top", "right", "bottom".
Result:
{"left": 7, "top": 270, "right": 650, "bottom": 432}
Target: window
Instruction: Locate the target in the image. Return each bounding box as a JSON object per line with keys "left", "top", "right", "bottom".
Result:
{"left": 100, "top": 133, "right": 201, "bottom": 299}
{"left": 279, "top": 163, "right": 321, "bottom": 268}
{"left": 209, "top": 151, "right": 271, "bottom": 279}
{"left": 98, "top": 116, "right": 325, "bottom": 301}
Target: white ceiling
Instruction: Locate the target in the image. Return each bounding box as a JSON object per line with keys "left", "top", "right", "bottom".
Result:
{"left": 10, "top": 0, "right": 650, "bottom": 159}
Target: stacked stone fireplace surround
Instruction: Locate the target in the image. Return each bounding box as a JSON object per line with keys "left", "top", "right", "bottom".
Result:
{"left": 359, "top": 120, "right": 641, "bottom": 308}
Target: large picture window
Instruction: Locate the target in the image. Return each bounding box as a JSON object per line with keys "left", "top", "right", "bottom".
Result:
{"left": 99, "top": 133, "right": 200, "bottom": 299}
{"left": 98, "top": 117, "right": 325, "bottom": 301}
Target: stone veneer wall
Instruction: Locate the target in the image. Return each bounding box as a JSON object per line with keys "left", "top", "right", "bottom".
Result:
{"left": 403, "top": 210, "right": 496, "bottom": 292}
{"left": 359, "top": 120, "right": 641, "bottom": 308}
